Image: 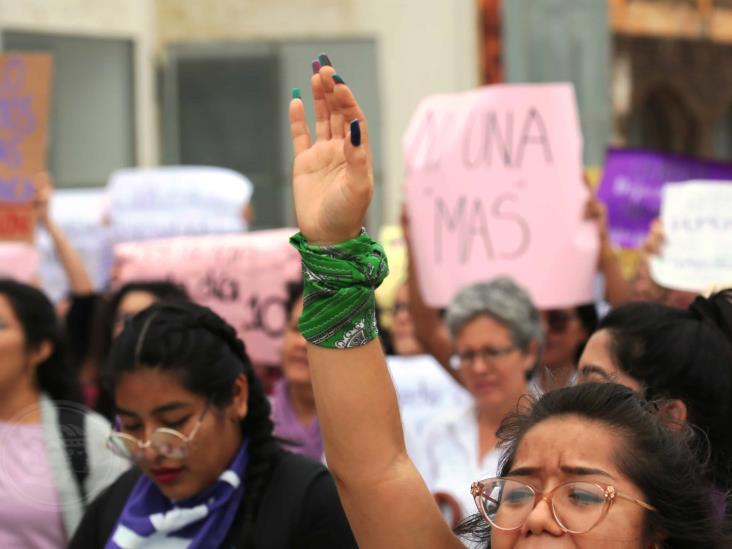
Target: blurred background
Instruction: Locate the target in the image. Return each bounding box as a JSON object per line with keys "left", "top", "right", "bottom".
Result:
{"left": 1, "top": 0, "right": 730, "bottom": 230}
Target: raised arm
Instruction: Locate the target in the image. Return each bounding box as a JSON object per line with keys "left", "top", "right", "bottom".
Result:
{"left": 34, "top": 174, "right": 94, "bottom": 295}
{"left": 288, "top": 59, "right": 462, "bottom": 549}
{"left": 401, "top": 207, "right": 461, "bottom": 384}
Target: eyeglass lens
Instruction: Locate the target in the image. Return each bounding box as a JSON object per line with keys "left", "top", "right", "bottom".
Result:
{"left": 108, "top": 430, "right": 189, "bottom": 460}
{"left": 478, "top": 479, "right": 607, "bottom": 533}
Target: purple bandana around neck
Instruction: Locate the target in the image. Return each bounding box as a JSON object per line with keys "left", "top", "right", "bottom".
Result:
{"left": 105, "top": 440, "right": 249, "bottom": 549}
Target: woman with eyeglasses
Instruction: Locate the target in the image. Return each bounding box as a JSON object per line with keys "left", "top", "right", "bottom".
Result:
{"left": 0, "top": 280, "right": 127, "bottom": 547}
{"left": 416, "top": 278, "right": 541, "bottom": 519}
{"left": 578, "top": 295, "right": 732, "bottom": 495}
{"left": 282, "top": 57, "right": 730, "bottom": 547}
{"left": 68, "top": 301, "right": 357, "bottom": 548}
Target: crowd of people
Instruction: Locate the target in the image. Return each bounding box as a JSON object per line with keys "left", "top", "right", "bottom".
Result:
{"left": 0, "top": 54, "right": 731, "bottom": 548}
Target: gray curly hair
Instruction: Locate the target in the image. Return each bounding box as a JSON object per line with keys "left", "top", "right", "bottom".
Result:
{"left": 445, "top": 277, "right": 543, "bottom": 355}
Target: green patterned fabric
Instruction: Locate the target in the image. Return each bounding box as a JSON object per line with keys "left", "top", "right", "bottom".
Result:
{"left": 290, "top": 231, "right": 389, "bottom": 349}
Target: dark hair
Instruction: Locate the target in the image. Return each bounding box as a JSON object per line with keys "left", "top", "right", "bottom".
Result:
{"left": 0, "top": 279, "right": 81, "bottom": 403}
{"left": 285, "top": 281, "right": 304, "bottom": 319}
{"left": 90, "top": 281, "right": 191, "bottom": 419}
{"left": 598, "top": 300, "right": 732, "bottom": 490}
{"left": 456, "top": 383, "right": 731, "bottom": 548}
{"left": 105, "top": 301, "right": 278, "bottom": 543}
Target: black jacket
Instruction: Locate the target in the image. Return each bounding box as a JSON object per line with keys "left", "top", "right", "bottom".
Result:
{"left": 68, "top": 451, "right": 358, "bottom": 548}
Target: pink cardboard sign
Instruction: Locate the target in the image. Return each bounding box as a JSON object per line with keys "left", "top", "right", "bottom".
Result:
{"left": 114, "top": 229, "right": 301, "bottom": 366}
{"left": 403, "top": 84, "right": 598, "bottom": 309}
{"left": 0, "top": 242, "right": 39, "bottom": 282}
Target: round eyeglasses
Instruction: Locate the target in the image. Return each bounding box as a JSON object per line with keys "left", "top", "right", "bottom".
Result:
{"left": 471, "top": 478, "right": 657, "bottom": 534}
{"left": 107, "top": 405, "right": 209, "bottom": 461}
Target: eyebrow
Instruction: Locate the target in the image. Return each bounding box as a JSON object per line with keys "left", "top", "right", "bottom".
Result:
{"left": 116, "top": 401, "right": 193, "bottom": 417}
{"left": 579, "top": 365, "right": 612, "bottom": 380}
{"left": 508, "top": 465, "right": 615, "bottom": 480}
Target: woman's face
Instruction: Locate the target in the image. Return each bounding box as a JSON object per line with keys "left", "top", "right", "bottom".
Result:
{"left": 455, "top": 315, "right": 533, "bottom": 413}
{"left": 0, "top": 295, "right": 42, "bottom": 394}
{"left": 540, "top": 309, "right": 588, "bottom": 370}
{"left": 390, "top": 284, "right": 423, "bottom": 356}
{"left": 491, "top": 416, "right": 651, "bottom": 548}
{"left": 281, "top": 297, "right": 311, "bottom": 386}
{"left": 113, "top": 291, "right": 159, "bottom": 338}
{"left": 115, "top": 368, "right": 247, "bottom": 501}
{"left": 577, "top": 330, "right": 642, "bottom": 393}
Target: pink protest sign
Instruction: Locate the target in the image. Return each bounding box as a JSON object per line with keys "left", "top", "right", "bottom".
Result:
{"left": 0, "top": 242, "right": 39, "bottom": 282}
{"left": 403, "top": 84, "right": 598, "bottom": 309}
{"left": 114, "top": 229, "right": 301, "bottom": 365}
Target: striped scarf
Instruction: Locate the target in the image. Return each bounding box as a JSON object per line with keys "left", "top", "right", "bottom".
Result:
{"left": 105, "top": 441, "right": 248, "bottom": 549}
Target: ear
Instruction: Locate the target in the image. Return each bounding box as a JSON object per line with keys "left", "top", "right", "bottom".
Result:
{"left": 230, "top": 373, "right": 249, "bottom": 422}
{"left": 28, "top": 340, "right": 53, "bottom": 369}
{"left": 658, "top": 399, "right": 688, "bottom": 431}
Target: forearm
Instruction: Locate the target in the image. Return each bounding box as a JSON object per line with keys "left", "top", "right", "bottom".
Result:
{"left": 406, "top": 247, "right": 460, "bottom": 383}
{"left": 307, "top": 339, "right": 459, "bottom": 548}
{"left": 45, "top": 221, "right": 94, "bottom": 295}
{"left": 599, "top": 240, "right": 632, "bottom": 308}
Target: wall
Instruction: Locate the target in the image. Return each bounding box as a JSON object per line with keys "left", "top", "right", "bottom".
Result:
{"left": 0, "top": 0, "right": 158, "bottom": 167}
{"left": 155, "top": 0, "right": 481, "bottom": 224}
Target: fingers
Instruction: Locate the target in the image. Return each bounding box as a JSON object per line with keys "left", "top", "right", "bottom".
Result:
{"left": 318, "top": 66, "right": 346, "bottom": 138}
{"left": 311, "top": 73, "right": 331, "bottom": 141}
{"left": 289, "top": 97, "right": 312, "bottom": 156}
{"left": 333, "top": 82, "right": 369, "bottom": 146}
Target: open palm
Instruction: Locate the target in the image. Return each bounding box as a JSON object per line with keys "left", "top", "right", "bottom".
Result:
{"left": 289, "top": 64, "right": 373, "bottom": 246}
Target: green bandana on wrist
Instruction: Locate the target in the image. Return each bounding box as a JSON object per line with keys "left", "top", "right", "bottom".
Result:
{"left": 289, "top": 231, "right": 389, "bottom": 349}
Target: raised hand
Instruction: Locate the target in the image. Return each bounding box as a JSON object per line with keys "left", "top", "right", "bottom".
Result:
{"left": 289, "top": 59, "right": 373, "bottom": 246}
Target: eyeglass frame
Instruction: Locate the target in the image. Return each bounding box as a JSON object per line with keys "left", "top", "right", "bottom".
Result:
{"left": 450, "top": 344, "right": 518, "bottom": 370}
{"left": 107, "top": 402, "right": 210, "bottom": 461}
{"left": 470, "top": 477, "right": 657, "bottom": 534}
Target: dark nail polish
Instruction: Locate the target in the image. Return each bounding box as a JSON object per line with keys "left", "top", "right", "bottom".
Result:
{"left": 311, "top": 60, "right": 321, "bottom": 74}
{"left": 350, "top": 119, "right": 361, "bottom": 147}
{"left": 292, "top": 87, "right": 302, "bottom": 100}
{"left": 318, "top": 53, "right": 332, "bottom": 67}
{"left": 332, "top": 73, "right": 345, "bottom": 85}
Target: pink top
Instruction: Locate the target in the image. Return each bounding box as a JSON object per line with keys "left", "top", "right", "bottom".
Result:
{"left": 0, "top": 421, "right": 66, "bottom": 548}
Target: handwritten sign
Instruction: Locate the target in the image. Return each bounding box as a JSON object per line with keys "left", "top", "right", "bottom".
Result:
{"left": 650, "top": 181, "right": 732, "bottom": 293}
{"left": 0, "top": 242, "right": 39, "bottom": 282}
{"left": 114, "top": 229, "right": 301, "bottom": 365}
{"left": 403, "top": 84, "right": 598, "bottom": 309}
{"left": 107, "top": 166, "right": 254, "bottom": 244}
{"left": 0, "top": 54, "right": 52, "bottom": 241}
{"left": 598, "top": 149, "right": 732, "bottom": 249}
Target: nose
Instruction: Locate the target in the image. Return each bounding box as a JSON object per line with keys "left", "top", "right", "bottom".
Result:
{"left": 521, "top": 496, "right": 564, "bottom": 537}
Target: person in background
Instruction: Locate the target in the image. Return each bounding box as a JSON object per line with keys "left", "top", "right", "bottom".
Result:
{"left": 578, "top": 293, "right": 732, "bottom": 496}
{"left": 0, "top": 280, "right": 127, "bottom": 547}
{"left": 534, "top": 304, "right": 597, "bottom": 393}
{"left": 70, "top": 302, "right": 357, "bottom": 548}
{"left": 33, "top": 173, "right": 104, "bottom": 405}
{"left": 270, "top": 281, "right": 324, "bottom": 461}
{"left": 404, "top": 207, "right": 597, "bottom": 396}
{"left": 417, "top": 278, "right": 541, "bottom": 519}
{"left": 88, "top": 281, "right": 190, "bottom": 419}
{"left": 285, "top": 59, "right": 731, "bottom": 547}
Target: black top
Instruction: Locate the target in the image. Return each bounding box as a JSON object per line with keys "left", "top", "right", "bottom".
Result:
{"left": 68, "top": 451, "right": 358, "bottom": 548}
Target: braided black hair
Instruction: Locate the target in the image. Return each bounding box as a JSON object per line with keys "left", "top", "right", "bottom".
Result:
{"left": 0, "top": 279, "right": 81, "bottom": 403}
{"left": 105, "top": 301, "right": 279, "bottom": 544}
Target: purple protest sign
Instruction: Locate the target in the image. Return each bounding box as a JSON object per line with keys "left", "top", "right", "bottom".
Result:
{"left": 598, "top": 148, "right": 732, "bottom": 248}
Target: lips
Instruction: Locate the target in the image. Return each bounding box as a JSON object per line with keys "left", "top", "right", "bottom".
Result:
{"left": 150, "top": 466, "right": 184, "bottom": 484}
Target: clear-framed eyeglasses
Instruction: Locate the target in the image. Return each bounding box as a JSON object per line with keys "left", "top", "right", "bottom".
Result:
{"left": 107, "top": 404, "right": 210, "bottom": 461}
{"left": 471, "top": 477, "right": 657, "bottom": 534}
{"left": 449, "top": 345, "right": 517, "bottom": 370}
